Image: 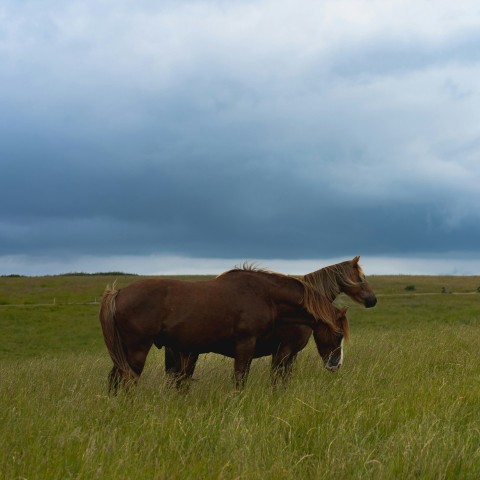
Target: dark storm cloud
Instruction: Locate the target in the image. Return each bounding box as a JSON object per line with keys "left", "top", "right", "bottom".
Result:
{"left": 1, "top": 0, "right": 480, "bottom": 268}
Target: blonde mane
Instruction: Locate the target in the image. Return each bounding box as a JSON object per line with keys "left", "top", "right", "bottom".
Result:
{"left": 299, "top": 260, "right": 362, "bottom": 335}
{"left": 303, "top": 261, "right": 364, "bottom": 299}
{"left": 217, "top": 261, "right": 280, "bottom": 278}
{"left": 297, "top": 278, "right": 340, "bottom": 331}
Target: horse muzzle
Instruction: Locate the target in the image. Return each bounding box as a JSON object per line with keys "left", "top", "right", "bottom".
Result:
{"left": 324, "top": 344, "right": 344, "bottom": 372}
{"left": 364, "top": 294, "right": 377, "bottom": 308}
{"left": 325, "top": 361, "right": 342, "bottom": 373}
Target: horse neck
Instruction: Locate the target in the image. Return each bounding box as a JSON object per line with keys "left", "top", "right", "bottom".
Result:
{"left": 276, "top": 305, "right": 316, "bottom": 327}
{"left": 302, "top": 267, "right": 341, "bottom": 302}
{"left": 220, "top": 270, "right": 304, "bottom": 305}
{"left": 259, "top": 273, "right": 305, "bottom": 305}
{"left": 274, "top": 281, "right": 339, "bottom": 331}
{"left": 301, "top": 286, "right": 338, "bottom": 323}
{"left": 298, "top": 269, "right": 342, "bottom": 329}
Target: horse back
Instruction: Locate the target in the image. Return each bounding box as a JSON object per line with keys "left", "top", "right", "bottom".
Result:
{"left": 113, "top": 277, "right": 276, "bottom": 351}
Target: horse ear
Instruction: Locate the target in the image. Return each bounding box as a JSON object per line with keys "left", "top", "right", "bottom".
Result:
{"left": 352, "top": 256, "right": 360, "bottom": 265}
{"left": 339, "top": 306, "right": 349, "bottom": 315}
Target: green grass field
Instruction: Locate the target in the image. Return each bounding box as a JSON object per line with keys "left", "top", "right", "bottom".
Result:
{"left": 1, "top": 274, "right": 479, "bottom": 479}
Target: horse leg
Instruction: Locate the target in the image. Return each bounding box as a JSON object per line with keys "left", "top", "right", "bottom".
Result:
{"left": 116, "top": 339, "right": 152, "bottom": 391}
{"left": 107, "top": 358, "right": 141, "bottom": 395}
{"left": 108, "top": 366, "right": 122, "bottom": 395}
{"left": 271, "top": 348, "right": 297, "bottom": 387}
{"left": 233, "top": 337, "right": 256, "bottom": 389}
{"left": 175, "top": 352, "right": 199, "bottom": 392}
{"left": 165, "top": 347, "right": 182, "bottom": 384}
{"left": 164, "top": 348, "right": 198, "bottom": 391}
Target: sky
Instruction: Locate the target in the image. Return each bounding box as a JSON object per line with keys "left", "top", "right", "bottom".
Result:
{"left": 1, "top": 0, "right": 480, "bottom": 276}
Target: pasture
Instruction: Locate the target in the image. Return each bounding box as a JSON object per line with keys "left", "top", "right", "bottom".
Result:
{"left": 1, "top": 273, "right": 479, "bottom": 479}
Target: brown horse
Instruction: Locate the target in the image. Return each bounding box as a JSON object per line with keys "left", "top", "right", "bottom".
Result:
{"left": 164, "top": 256, "right": 376, "bottom": 386}
{"left": 165, "top": 303, "right": 349, "bottom": 389}
{"left": 99, "top": 261, "right": 361, "bottom": 393}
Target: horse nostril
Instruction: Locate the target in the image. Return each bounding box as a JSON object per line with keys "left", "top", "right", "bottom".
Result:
{"left": 365, "top": 296, "right": 377, "bottom": 308}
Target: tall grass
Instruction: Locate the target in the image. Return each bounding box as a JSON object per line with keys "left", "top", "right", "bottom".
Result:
{"left": 1, "top": 276, "right": 479, "bottom": 479}
{"left": 2, "top": 326, "right": 479, "bottom": 478}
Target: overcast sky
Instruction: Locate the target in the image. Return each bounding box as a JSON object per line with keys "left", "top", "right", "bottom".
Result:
{"left": 1, "top": 0, "right": 480, "bottom": 276}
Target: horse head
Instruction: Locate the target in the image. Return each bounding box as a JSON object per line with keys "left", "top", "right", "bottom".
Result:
{"left": 340, "top": 256, "right": 377, "bottom": 308}
{"left": 312, "top": 306, "right": 349, "bottom": 372}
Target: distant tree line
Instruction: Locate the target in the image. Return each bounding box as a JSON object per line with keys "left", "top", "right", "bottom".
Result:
{"left": 1, "top": 272, "right": 138, "bottom": 278}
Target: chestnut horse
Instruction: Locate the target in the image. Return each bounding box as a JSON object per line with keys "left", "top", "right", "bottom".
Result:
{"left": 99, "top": 262, "right": 362, "bottom": 393}
{"left": 164, "top": 256, "right": 376, "bottom": 386}
{"left": 165, "top": 302, "right": 350, "bottom": 389}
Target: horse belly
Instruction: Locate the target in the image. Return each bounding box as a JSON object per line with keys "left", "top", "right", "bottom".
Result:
{"left": 254, "top": 324, "right": 311, "bottom": 357}
{"left": 164, "top": 316, "right": 235, "bottom": 352}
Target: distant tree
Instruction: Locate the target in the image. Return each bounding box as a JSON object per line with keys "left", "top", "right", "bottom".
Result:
{"left": 59, "top": 272, "right": 138, "bottom": 277}
{"left": 405, "top": 285, "right": 415, "bottom": 291}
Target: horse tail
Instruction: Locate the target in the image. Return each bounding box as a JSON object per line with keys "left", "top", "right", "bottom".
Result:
{"left": 99, "top": 283, "right": 137, "bottom": 387}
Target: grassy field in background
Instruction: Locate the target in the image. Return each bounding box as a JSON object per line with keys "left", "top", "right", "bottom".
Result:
{"left": 1, "top": 274, "right": 479, "bottom": 479}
